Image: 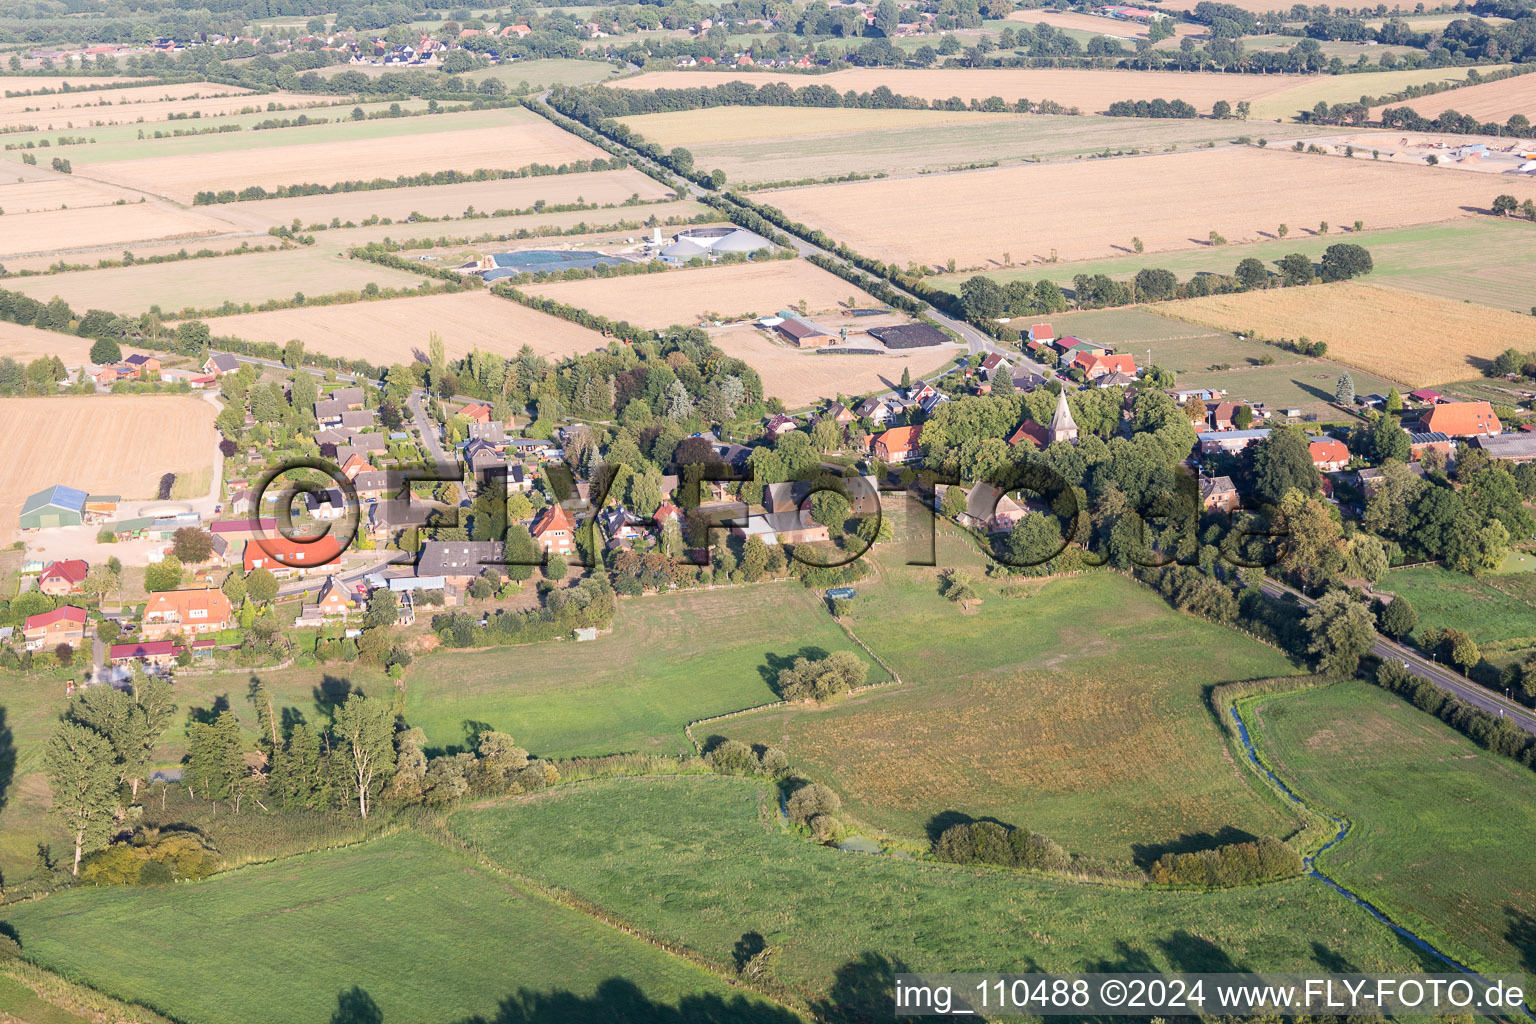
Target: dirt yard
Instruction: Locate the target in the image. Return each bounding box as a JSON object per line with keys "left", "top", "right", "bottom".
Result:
{"left": 710, "top": 322, "right": 962, "bottom": 408}
{"left": 1369, "top": 73, "right": 1536, "bottom": 124}
{"left": 612, "top": 68, "right": 1301, "bottom": 111}
{"left": 524, "top": 260, "right": 881, "bottom": 329}
{"left": 0, "top": 394, "right": 217, "bottom": 543}
{"left": 202, "top": 290, "right": 612, "bottom": 365}
{"left": 1161, "top": 281, "right": 1536, "bottom": 386}
{"left": 81, "top": 116, "right": 609, "bottom": 204}
{"left": 765, "top": 145, "right": 1536, "bottom": 268}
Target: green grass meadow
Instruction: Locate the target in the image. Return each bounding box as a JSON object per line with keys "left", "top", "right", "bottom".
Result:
{"left": 1377, "top": 564, "right": 1536, "bottom": 666}
{"left": 1, "top": 831, "right": 792, "bottom": 1024}
{"left": 450, "top": 775, "right": 1436, "bottom": 1012}
{"left": 1245, "top": 681, "right": 1536, "bottom": 974}
{"left": 402, "top": 581, "right": 885, "bottom": 756}
{"left": 725, "top": 539, "right": 1306, "bottom": 862}
{"left": 931, "top": 219, "right": 1536, "bottom": 315}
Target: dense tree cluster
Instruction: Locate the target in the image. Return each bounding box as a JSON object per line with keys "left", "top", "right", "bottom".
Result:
{"left": 933, "top": 819, "right": 1071, "bottom": 872}
{"left": 1149, "top": 836, "right": 1302, "bottom": 886}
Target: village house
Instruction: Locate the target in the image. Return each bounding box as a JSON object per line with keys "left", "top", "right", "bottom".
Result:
{"left": 141, "top": 588, "right": 233, "bottom": 641}
{"left": 1072, "top": 351, "right": 1137, "bottom": 380}
{"left": 934, "top": 482, "right": 1026, "bottom": 533}
{"left": 457, "top": 402, "right": 493, "bottom": 423}
{"left": 313, "top": 576, "right": 353, "bottom": 618}
{"left": 109, "top": 640, "right": 180, "bottom": 669}
{"left": 1200, "top": 475, "right": 1240, "bottom": 513}
{"left": 854, "top": 395, "right": 895, "bottom": 426}
{"left": 531, "top": 504, "right": 577, "bottom": 555}
{"left": 23, "top": 606, "right": 87, "bottom": 651}
{"left": 764, "top": 414, "right": 798, "bottom": 437}
{"left": 1199, "top": 428, "right": 1271, "bottom": 455}
{"left": 1309, "top": 438, "right": 1351, "bottom": 472}
{"left": 872, "top": 425, "right": 923, "bottom": 463}
{"left": 202, "top": 353, "right": 242, "bottom": 377}
{"left": 415, "top": 540, "right": 505, "bottom": 584}
{"left": 38, "top": 559, "right": 89, "bottom": 596}
{"left": 243, "top": 533, "right": 345, "bottom": 578}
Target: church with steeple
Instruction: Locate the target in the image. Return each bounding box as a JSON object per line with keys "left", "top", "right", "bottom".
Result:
{"left": 1047, "top": 388, "right": 1078, "bottom": 444}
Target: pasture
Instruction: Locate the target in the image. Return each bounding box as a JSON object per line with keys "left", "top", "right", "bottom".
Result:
{"left": 764, "top": 147, "right": 1536, "bottom": 269}
{"left": 1375, "top": 565, "right": 1536, "bottom": 666}
{"left": 208, "top": 167, "right": 673, "bottom": 233}
{"left": 80, "top": 110, "right": 608, "bottom": 204}
{"left": 451, "top": 775, "right": 1435, "bottom": 1013}
{"left": 932, "top": 218, "right": 1536, "bottom": 315}
{"left": 1161, "top": 282, "right": 1536, "bottom": 386}
{"left": 1245, "top": 681, "right": 1536, "bottom": 974}
{"left": 202, "top": 290, "right": 611, "bottom": 366}
{"left": 6, "top": 247, "right": 429, "bottom": 316}
{"left": 618, "top": 109, "right": 1325, "bottom": 185}
{"left": 0, "top": 832, "right": 787, "bottom": 1024}
{"left": 1368, "top": 70, "right": 1536, "bottom": 123}
{"left": 465, "top": 58, "right": 622, "bottom": 87}
{"left": 726, "top": 540, "right": 1305, "bottom": 862}
{"left": 611, "top": 68, "right": 1302, "bottom": 110}
{"left": 0, "top": 395, "right": 217, "bottom": 543}
{"left": 1175, "top": 358, "right": 1406, "bottom": 423}
{"left": 523, "top": 259, "right": 880, "bottom": 328}
{"left": 401, "top": 581, "right": 883, "bottom": 756}
{"left": 1028, "top": 307, "right": 1281, "bottom": 374}
{"left": 709, "top": 323, "right": 961, "bottom": 408}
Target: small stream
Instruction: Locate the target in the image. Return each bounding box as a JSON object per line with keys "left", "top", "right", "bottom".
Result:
{"left": 1229, "top": 701, "right": 1531, "bottom": 1015}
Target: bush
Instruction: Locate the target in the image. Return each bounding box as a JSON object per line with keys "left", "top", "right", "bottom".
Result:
{"left": 933, "top": 820, "right": 1070, "bottom": 872}
{"left": 786, "top": 782, "right": 841, "bottom": 826}
{"left": 775, "top": 650, "right": 869, "bottom": 701}
{"left": 1148, "top": 836, "right": 1301, "bottom": 887}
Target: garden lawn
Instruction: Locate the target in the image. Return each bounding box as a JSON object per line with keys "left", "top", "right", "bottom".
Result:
{"left": 450, "top": 775, "right": 1437, "bottom": 1016}
{"left": 0, "top": 831, "right": 792, "bottom": 1024}
{"left": 402, "top": 581, "right": 885, "bottom": 756}
{"left": 1245, "top": 681, "right": 1536, "bottom": 975}
{"left": 726, "top": 540, "right": 1306, "bottom": 863}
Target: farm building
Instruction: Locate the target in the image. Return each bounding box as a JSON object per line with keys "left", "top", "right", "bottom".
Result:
{"left": 1419, "top": 401, "right": 1501, "bottom": 438}
{"left": 774, "top": 313, "right": 837, "bottom": 348}
{"left": 1407, "top": 431, "right": 1454, "bottom": 461}
{"left": 867, "top": 324, "right": 949, "bottom": 349}
{"left": 1473, "top": 433, "right": 1536, "bottom": 463}
{"left": 1198, "top": 429, "right": 1271, "bottom": 455}
{"left": 658, "top": 226, "right": 772, "bottom": 263}
{"left": 19, "top": 485, "right": 87, "bottom": 530}
{"left": 469, "top": 250, "right": 638, "bottom": 282}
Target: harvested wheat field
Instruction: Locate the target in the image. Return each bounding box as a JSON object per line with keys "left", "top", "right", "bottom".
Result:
{"left": 0, "top": 322, "right": 101, "bottom": 365}
{"left": 0, "top": 84, "right": 314, "bottom": 131}
{"left": 616, "top": 106, "right": 1018, "bottom": 148}
{"left": 0, "top": 202, "right": 238, "bottom": 258}
{"left": 0, "top": 394, "right": 217, "bottom": 541}
{"left": 204, "top": 291, "right": 611, "bottom": 366}
{"left": 207, "top": 168, "right": 672, "bottom": 233}
{"left": 83, "top": 115, "right": 608, "bottom": 204}
{"left": 7, "top": 248, "right": 428, "bottom": 317}
{"left": 1, "top": 75, "right": 150, "bottom": 90}
{"left": 766, "top": 146, "right": 1536, "bottom": 268}
{"left": 525, "top": 260, "right": 881, "bottom": 329}
{"left": 711, "top": 323, "right": 961, "bottom": 409}
{"left": 0, "top": 170, "right": 144, "bottom": 213}
{"left": 612, "top": 68, "right": 1299, "bottom": 112}
{"left": 1369, "top": 72, "right": 1536, "bottom": 124}
{"left": 1162, "top": 282, "right": 1536, "bottom": 386}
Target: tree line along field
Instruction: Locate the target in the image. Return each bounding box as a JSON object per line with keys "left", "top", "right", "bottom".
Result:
{"left": 5, "top": 247, "right": 431, "bottom": 317}
{"left": 522, "top": 259, "right": 881, "bottom": 329}
{"left": 448, "top": 775, "right": 1437, "bottom": 1014}
{"left": 1240, "top": 64, "right": 1501, "bottom": 121}
{"left": 765, "top": 146, "right": 1536, "bottom": 271}
{"left": 611, "top": 68, "right": 1306, "bottom": 111}
{"left": 1374, "top": 565, "right": 1536, "bottom": 667}
{"left": 616, "top": 109, "right": 1328, "bottom": 186}
{"left": 1162, "top": 281, "right": 1536, "bottom": 387}
{"left": 1243, "top": 681, "right": 1536, "bottom": 974}
{"left": 0, "top": 395, "right": 217, "bottom": 544}
{"left": 1369, "top": 70, "right": 1536, "bottom": 123}
{"left": 726, "top": 537, "right": 1305, "bottom": 863}
{"left": 0, "top": 832, "right": 791, "bottom": 1024}
{"left": 198, "top": 291, "right": 611, "bottom": 366}
{"left": 400, "top": 582, "right": 885, "bottom": 757}
{"left": 76, "top": 110, "right": 610, "bottom": 205}
{"left": 932, "top": 218, "right": 1536, "bottom": 316}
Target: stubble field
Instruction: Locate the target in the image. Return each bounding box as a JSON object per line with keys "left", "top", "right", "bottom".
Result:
{"left": 710, "top": 323, "right": 960, "bottom": 407}
{"left": 764, "top": 146, "right": 1536, "bottom": 269}
{"left": 0, "top": 200, "right": 234, "bottom": 256}
{"left": 80, "top": 112, "right": 608, "bottom": 204}
{"left": 1162, "top": 281, "right": 1536, "bottom": 386}
{"left": 1368, "top": 70, "right": 1536, "bottom": 123}
{"left": 0, "top": 83, "right": 321, "bottom": 131}
{"left": 202, "top": 290, "right": 611, "bottom": 365}
{"left": 0, "top": 394, "right": 217, "bottom": 540}
{"left": 524, "top": 259, "right": 879, "bottom": 328}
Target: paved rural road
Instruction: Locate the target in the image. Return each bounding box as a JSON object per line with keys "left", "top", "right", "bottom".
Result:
{"left": 407, "top": 388, "right": 466, "bottom": 504}
{"left": 1259, "top": 578, "right": 1536, "bottom": 735}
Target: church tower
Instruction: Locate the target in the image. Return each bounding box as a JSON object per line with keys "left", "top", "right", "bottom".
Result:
{"left": 1047, "top": 388, "right": 1078, "bottom": 444}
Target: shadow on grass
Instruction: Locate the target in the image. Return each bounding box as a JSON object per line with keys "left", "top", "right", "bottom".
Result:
{"left": 0, "top": 706, "right": 14, "bottom": 816}
{"left": 757, "top": 647, "right": 831, "bottom": 690}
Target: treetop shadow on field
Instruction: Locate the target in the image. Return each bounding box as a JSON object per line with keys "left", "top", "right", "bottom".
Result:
{"left": 1129, "top": 826, "right": 1260, "bottom": 871}
{"left": 446, "top": 977, "right": 803, "bottom": 1024}
{"left": 313, "top": 674, "right": 361, "bottom": 716}
{"left": 186, "top": 694, "right": 230, "bottom": 726}
{"left": 758, "top": 647, "right": 831, "bottom": 689}
{"left": 1506, "top": 906, "right": 1536, "bottom": 974}
{"left": 333, "top": 987, "right": 383, "bottom": 1024}
{"left": 0, "top": 706, "right": 15, "bottom": 816}
{"left": 1310, "top": 941, "right": 1360, "bottom": 974}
